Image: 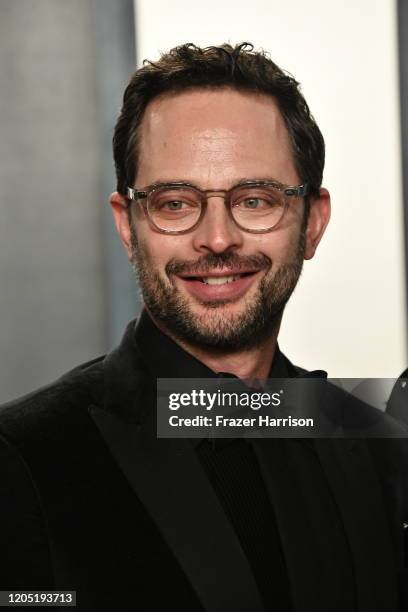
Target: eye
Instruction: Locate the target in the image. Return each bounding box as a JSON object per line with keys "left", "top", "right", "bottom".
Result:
{"left": 234, "top": 195, "right": 280, "bottom": 211}
{"left": 158, "top": 199, "right": 199, "bottom": 213}
{"left": 151, "top": 191, "right": 200, "bottom": 212}
{"left": 232, "top": 185, "right": 285, "bottom": 211}
{"left": 150, "top": 190, "right": 201, "bottom": 220}
{"left": 242, "top": 198, "right": 265, "bottom": 209}
{"left": 163, "top": 200, "right": 185, "bottom": 211}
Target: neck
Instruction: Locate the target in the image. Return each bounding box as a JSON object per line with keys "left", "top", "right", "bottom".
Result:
{"left": 147, "top": 310, "right": 281, "bottom": 383}
{"left": 178, "top": 333, "right": 280, "bottom": 384}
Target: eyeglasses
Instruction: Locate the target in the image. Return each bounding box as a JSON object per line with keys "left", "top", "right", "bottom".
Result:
{"left": 125, "top": 179, "right": 309, "bottom": 235}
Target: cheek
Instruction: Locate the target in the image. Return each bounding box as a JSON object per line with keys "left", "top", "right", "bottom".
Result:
{"left": 135, "top": 229, "right": 179, "bottom": 275}
{"left": 251, "top": 228, "right": 300, "bottom": 266}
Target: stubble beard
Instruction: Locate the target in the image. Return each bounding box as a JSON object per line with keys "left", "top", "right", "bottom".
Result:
{"left": 130, "top": 225, "right": 305, "bottom": 352}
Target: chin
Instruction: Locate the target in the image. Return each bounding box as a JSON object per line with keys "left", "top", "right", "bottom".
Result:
{"left": 189, "top": 296, "right": 251, "bottom": 314}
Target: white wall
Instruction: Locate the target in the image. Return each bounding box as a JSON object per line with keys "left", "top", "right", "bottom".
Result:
{"left": 134, "top": 0, "right": 407, "bottom": 377}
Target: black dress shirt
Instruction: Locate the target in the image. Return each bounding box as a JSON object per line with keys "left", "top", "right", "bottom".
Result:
{"left": 135, "top": 310, "right": 344, "bottom": 611}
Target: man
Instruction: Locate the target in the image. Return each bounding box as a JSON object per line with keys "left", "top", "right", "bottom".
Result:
{"left": 0, "top": 43, "right": 407, "bottom": 611}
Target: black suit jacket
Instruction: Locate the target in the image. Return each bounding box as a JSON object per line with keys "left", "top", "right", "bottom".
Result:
{"left": 1, "top": 315, "right": 408, "bottom": 611}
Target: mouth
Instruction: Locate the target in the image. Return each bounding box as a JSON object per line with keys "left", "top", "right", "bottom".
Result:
{"left": 180, "top": 271, "right": 257, "bottom": 285}
{"left": 175, "top": 270, "right": 262, "bottom": 302}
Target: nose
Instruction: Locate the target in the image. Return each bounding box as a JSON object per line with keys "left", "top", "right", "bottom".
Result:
{"left": 191, "top": 196, "right": 244, "bottom": 254}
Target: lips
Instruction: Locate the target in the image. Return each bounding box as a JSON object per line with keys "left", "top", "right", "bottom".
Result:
{"left": 178, "top": 269, "right": 258, "bottom": 280}
{"left": 181, "top": 271, "right": 256, "bottom": 286}
{"left": 175, "top": 270, "right": 261, "bottom": 301}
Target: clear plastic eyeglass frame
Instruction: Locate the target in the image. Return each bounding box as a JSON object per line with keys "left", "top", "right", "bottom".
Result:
{"left": 125, "top": 180, "right": 309, "bottom": 235}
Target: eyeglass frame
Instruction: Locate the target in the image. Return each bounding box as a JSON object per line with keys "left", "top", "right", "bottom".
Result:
{"left": 125, "top": 179, "right": 309, "bottom": 235}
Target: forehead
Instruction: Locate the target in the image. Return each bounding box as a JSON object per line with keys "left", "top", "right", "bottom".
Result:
{"left": 137, "top": 88, "right": 299, "bottom": 187}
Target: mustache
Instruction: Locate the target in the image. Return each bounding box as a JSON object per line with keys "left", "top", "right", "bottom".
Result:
{"left": 165, "top": 252, "right": 272, "bottom": 276}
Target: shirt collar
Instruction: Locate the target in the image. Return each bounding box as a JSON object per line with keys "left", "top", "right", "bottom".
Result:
{"left": 134, "top": 310, "right": 301, "bottom": 451}
{"left": 134, "top": 308, "right": 295, "bottom": 381}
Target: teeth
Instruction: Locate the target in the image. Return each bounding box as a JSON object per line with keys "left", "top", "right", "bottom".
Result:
{"left": 202, "top": 275, "right": 242, "bottom": 285}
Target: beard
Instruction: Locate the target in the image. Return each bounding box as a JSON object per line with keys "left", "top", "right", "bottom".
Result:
{"left": 130, "top": 225, "right": 305, "bottom": 352}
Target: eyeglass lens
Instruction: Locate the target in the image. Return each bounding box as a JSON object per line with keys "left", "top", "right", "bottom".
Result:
{"left": 147, "top": 185, "right": 287, "bottom": 232}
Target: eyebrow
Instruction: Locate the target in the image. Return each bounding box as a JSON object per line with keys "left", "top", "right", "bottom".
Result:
{"left": 137, "top": 177, "right": 286, "bottom": 191}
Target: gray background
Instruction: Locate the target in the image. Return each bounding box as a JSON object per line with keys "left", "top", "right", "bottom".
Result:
{"left": 0, "top": 0, "right": 137, "bottom": 403}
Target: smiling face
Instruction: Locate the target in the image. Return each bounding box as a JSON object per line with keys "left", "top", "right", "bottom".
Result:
{"left": 110, "top": 88, "right": 330, "bottom": 351}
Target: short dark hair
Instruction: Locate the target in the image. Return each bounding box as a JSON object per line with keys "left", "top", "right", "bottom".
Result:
{"left": 113, "top": 42, "right": 325, "bottom": 200}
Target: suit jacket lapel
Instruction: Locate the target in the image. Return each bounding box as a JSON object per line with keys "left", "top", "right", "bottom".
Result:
{"left": 89, "top": 401, "right": 264, "bottom": 612}
{"left": 313, "top": 439, "right": 400, "bottom": 612}
{"left": 253, "top": 436, "right": 400, "bottom": 612}
{"left": 86, "top": 320, "right": 264, "bottom": 610}
{"left": 252, "top": 438, "right": 356, "bottom": 612}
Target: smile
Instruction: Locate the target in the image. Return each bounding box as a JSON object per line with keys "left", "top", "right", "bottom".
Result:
{"left": 176, "top": 270, "right": 260, "bottom": 301}
{"left": 192, "top": 273, "right": 253, "bottom": 285}
{"left": 202, "top": 275, "right": 241, "bottom": 285}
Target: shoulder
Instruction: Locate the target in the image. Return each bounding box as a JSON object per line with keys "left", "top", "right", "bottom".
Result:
{"left": 386, "top": 368, "right": 408, "bottom": 425}
{"left": 0, "top": 355, "right": 108, "bottom": 567}
{"left": 0, "top": 352, "right": 136, "bottom": 513}
{"left": 0, "top": 355, "right": 106, "bottom": 449}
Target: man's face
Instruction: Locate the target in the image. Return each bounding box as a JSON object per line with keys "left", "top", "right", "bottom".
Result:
{"left": 111, "top": 88, "right": 328, "bottom": 351}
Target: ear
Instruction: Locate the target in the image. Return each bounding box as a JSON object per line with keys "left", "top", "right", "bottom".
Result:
{"left": 304, "top": 187, "right": 331, "bottom": 260}
{"left": 109, "top": 192, "right": 133, "bottom": 260}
